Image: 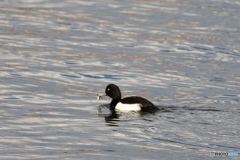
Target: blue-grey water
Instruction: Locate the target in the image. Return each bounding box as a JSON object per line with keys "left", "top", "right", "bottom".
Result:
{"left": 0, "top": 0, "right": 240, "bottom": 159}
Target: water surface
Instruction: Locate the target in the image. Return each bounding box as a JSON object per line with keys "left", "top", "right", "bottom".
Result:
{"left": 0, "top": 0, "right": 240, "bottom": 159}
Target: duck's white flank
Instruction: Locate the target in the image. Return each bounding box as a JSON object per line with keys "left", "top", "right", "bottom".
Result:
{"left": 115, "top": 102, "right": 141, "bottom": 111}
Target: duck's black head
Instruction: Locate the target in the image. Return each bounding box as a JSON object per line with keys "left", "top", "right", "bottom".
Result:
{"left": 105, "top": 84, "right": 122, "bottom": 101}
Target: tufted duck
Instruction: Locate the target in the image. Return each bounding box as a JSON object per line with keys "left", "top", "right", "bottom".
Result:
{"left": 102, "top": 84, "right": 158, "bottom": 112}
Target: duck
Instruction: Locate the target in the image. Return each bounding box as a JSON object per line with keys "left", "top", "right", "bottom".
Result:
{"left": 104, "top": 84, "right": 158, "bottom": 112}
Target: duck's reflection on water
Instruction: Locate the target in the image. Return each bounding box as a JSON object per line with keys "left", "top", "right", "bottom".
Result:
{"left": 97, "top": 104, "right": 120, "bottom": 126}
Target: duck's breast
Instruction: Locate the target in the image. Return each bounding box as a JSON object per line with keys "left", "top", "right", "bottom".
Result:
{"left": 115, "top": 102, "right": 142, "bottom": 111}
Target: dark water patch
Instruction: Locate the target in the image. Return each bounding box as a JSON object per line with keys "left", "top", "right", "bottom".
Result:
{"left": 219, "top": 50, "right": 240, "bottom": 58}
{"left": 168, "top": 83, "right": 191, "bottom": 88}
{"left": 79, "top": 73, "right": 135, "bottom": 80}
{"left": 157, "top": 105, "right": 179, "bottom": 113}
{"left": 160, "top": 49, "right": 173, "bottom": 53}
{"left": 79, "top": 73, "right": 106, "bottom": 79}
{"left": 209, "top": 77, "right": 226, "bottom": 83}
{"left": 61, "top": 74, "right": 80, "bottom": 79}
{"left": 152, "top": 137, "right": 213, "bottom": 149}
{"left": 177, "top": 47, "right": 192, "bottom": 51}
{"left": 157, "top": 105, "right": 222, "bottom": 113}
{"left": 180, "top": 106, "right": 222, "bottom": 112}
{"left": 9, "top": 73, "right": 22, "bottom": 76}
{"left": 3, "top": 97, "right": 19, "bottom": 100}
{"left": 196, "top": 122, "right": 212, "bottom": 125}
{"left": 192, "top": 46, "right": 213, "bottom": 51}
{"left": 210, "top": 144, "right": 240, "bottom": 150}
{"left": 65, "top": 61, "right": 77, "bottom": 65}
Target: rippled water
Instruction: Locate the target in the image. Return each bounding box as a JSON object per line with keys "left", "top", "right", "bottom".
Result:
{"left": 0, "top": 0, "right": 240, "bottom": 159}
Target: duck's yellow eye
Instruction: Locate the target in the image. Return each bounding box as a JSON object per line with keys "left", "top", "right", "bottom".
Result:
{"left": 107, "top": 88, "right": 110, "bottom": 91}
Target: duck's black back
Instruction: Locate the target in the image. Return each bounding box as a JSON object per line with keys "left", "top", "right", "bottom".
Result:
{"left": 120, "top": 96, "right": 154, "bottom": 108}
